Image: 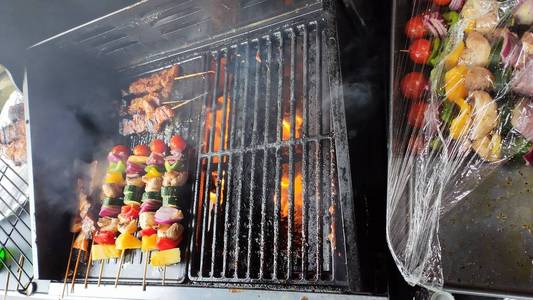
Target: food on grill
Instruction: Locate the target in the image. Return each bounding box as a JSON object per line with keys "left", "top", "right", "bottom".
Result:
{"left": 147, "top": 135, "right": 188, "bottom": 267}
{"left": 121, "top": 105, "right": 176, "bottom": 135}
{"left": 121, "top": 66, "right": 180, "bottom": 135}
{"left": 150, "top": 248, "right": 181, "bottom": 267}
{"left": 128, "top": 65, "right": 179, "bottom": 98}
{"left": 91, "top": 244, "right": 121, "bottom": 260}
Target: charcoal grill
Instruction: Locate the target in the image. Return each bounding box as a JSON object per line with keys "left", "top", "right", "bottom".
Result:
{"left": 25, "top": 0, "right": 365, "bottom": 294}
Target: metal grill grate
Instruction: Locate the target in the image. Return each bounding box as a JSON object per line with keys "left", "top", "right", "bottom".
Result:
{"left": 187, "top": 18, "right": 354, "bottom": 290}
{"left": 0, "top": 157, "right": 34, "bottom": 294}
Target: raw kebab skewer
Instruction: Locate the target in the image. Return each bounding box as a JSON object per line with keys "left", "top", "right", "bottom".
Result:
{"left": 150, "top": 135, "right": 188, "bottom": 284}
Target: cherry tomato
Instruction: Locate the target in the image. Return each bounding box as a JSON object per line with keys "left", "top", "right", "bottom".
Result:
{"left": 141, "top": 228, "right": 157, "bottom": 237}
{"left": 150, "top": 139, "right": 166, "bottom": 154}
{"left": 112, "top": 145, "right": 129, "bottom": 155}
{"left": 409, "top": 39, "right": 431, "bottom": 64}
{"left": 405, "top": 16, "right": 427, "bottom": 39}
{"left": 433, "top": 0, "right": 451, "bottom": 5}
{"left": 170, "top": 135, "right": 187, "bottom": 152}
{"left": 157, "top": 237, "right": 179, "bottom": 251}
{"left": 400, "top": 72, "right": 428, "bottom": 100}
{"left": 408, "top": 102, "right": 428, "bottom": 128}
{"left": 133, "top": 144, "right": 150, "bottom": 156}
{"left": 94, "top": 231, "right": 116, "bottom": 245}
{"left": 120, "top": 205, "right": 140, "bottom": 221}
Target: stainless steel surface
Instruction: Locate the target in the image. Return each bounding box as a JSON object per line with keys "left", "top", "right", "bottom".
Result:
{"left": 47, "top": 282, "right": 387, "bottom": 300}
{"left": 390, "top": 0, "right": 533, "bottom": 297}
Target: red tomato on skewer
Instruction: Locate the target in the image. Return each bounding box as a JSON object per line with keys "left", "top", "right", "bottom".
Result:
{"left": 400, "top": 72, "right": 429, "bottom": 100}
{"left": 150, "top": 139, "right": 166, "bottom": 154}
{"left": 405, "top": 16, "right": 427, "bottom": 39}
{"left": 133, "top": 144, "right": 150, "bottom": 156}
{"left": 409, "top": 39, "right": 431, "bottom": 64}
{"left": 112, "top": 145, "right": 129, "bottom": 155}
{"left": 170, "top": 135, "right": 187, "bottom": 152}
{"left": 408, "top": 102, "right": 428, "bottom": 128}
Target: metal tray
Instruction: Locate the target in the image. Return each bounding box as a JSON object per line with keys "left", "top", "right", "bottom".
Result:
{"left": 390, "top": 0, "right": 533, "bottom": 297}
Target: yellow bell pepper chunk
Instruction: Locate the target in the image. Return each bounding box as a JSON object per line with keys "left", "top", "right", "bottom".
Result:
{"left": 91, "top": 244, "right": 121, "bottom": 261}
{"left": 142, "top": 234, "right": 157, "bottom": 252}
{"left": 444, "top": 41, "right": 465, "bottom": 69}
{"left": 150, "top": 248, "right": 181, "bottom": 267}
{"left": 105, "top": 171, "right": 124, "bottom": 185}
{"left": 128, "top": 155, "right": 148, "bottom": 165}
{"left": 115, "top": 232, "right": 142, "bottom": 250}
{"left": 444, "top": 65, "right": 468, "bottom": 103}
{"left": 449, "top": 98, "right": 472, "bottom": 140}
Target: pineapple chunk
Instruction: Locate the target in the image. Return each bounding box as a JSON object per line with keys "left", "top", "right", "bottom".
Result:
{"left": 91, "top": 244, "right": 121, "bottom": 261}
{"left": 115, "top": 232, "right": 142, "bottom": 250}
{"left": 141, "top": 234, "right": 157, "bottom": 252}
{"left": 150, "top": 248, "right": 181, "bottom": 267}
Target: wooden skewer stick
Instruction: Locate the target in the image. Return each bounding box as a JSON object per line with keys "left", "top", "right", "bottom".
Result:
{"left": 174, "top": 71, "right": 214, "bottom": 81}
{"left": 70, "top": 249, "right": 83, "bottom": 293}
{"left": 114, "top": 250, "right": 125, "bottom": 288}
{"left": 161, "top": 266, "right": 166, "bottom": 286}
{"left": 83, "top": 240, "right": 94, "bottom": 288}
{"left": 167, "top": 92, "right": 207, "bottom": 109}
{"left": 142, "top": 251, "right": 151, "bottom": 291}
{"left": 15, "top": 255, "right": 24, "bottom": 291}
{"left": 61, "top": 234, "right": 75, "bottom": 299}
{"left": 4, "top": 267, "right": 10, "bottom": 300}
{"left": 97, "top": 260, "right": 104, "bottom": 287}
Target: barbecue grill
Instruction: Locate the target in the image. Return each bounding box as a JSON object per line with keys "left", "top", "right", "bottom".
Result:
{"left": 24, "top": 0, "right": 384, "bottom": 296}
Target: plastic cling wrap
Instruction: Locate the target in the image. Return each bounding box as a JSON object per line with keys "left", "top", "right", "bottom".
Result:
{"left": 387, "top": 0, "right": 533, "bottom": 289}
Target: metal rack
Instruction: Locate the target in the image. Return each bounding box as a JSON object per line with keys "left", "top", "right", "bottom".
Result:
{"left": 0, "top": 157, "right": 34, "bottom": 295}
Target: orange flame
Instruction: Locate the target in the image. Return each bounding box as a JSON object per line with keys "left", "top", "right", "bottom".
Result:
{"left": 279, "top": 163, "right": 303, "bottom": 226}
{"left": 204, "top": 96, "right": 231, "bottom": 162}
{"left": 282, "top": 114, "right": 303, "bottom": 141}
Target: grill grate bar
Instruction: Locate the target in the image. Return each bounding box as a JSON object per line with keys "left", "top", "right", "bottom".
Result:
{"left": 286, "top": 28, "right": 296, "bottom": 280}
{"left": 233, "top": 42, "right": 250, "bottom": 277}
{"left": 210, "top": 49, "right": 230, "bottom": 277}
{"left": 258, "top": 36, "right": 272, "bottom": 280}
{"left": 272, "top": 32, "right": 283, "bottom": 280}
{"left": 221, "top": 46, "right": 241, "bottom": 277}
{"left": 300, "top": 24, "right": 309, "bottom": 279}
{"left": 188, "top": 53, "right": 211, "bottom": 280}
{"left": 198, "top": 51, "right": 221, "bottom": 277}
{"left": 314, "top": 21, "right": 323, "bottom": 280}
{"left": 245, "top": 40, "right": 261, "bottom": 278}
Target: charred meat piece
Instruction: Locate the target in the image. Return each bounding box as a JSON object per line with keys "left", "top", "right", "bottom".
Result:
{"left": 128, "top": 65, "right": 179, "bottom": 97}
{"left": 128, "top": 93, "right": 161, "bottom": 116}
{"left": 146, "top": 105, "right": 175, "bottom": 134}
{"left": 122, "top": 105, "right": 175, "bottom": 135}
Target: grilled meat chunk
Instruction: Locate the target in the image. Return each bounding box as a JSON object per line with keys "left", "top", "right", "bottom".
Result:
{"left": 128, "top": 65, "right": 178, "bottom": 98}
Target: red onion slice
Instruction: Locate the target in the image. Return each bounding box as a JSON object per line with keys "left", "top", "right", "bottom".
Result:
{"left": 126, "top": 161, "right": 145, "bottom": 175}
{"left": 147, "top": 152, "right": 165, "bottom": 166}
{"left": 422, "top": 11, "right": 447, "bottom": 38}
{"left": 140, "top": 199, "right": 162, "bottom": 213}
{"left": 99, "top": 205, "right": 122, "bottom": 218}
{"left": 154, "top": 207, "right": 184, "bottom": 224}
{"left": 501, "top": 29, "right": 521, "bottom": 68}
{"left": 449, "top": 0, "right": 465, "bottom": 11}
{"left": 512, "top": 60, "right": 533, "bottom": 97}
